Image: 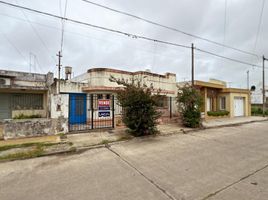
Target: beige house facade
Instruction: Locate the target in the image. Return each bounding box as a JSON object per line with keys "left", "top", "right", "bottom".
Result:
{"left": 193, "top": 79, "right": 251, "bottom": 120}
{"left": 50, "top": 67, "right": 179, "bottom": 132}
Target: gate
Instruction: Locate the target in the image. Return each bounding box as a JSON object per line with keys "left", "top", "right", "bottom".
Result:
{"left": 69, "top": 94, "right": 115, "bottom": 132}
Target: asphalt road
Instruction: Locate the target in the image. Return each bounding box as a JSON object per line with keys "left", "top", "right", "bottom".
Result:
{"left": 0, "top": 121, "right": 268, "bottom": 200}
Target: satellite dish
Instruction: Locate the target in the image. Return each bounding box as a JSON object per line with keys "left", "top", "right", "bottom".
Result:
{"left": 250, "top": 85, "right": 256, "bottom": 91}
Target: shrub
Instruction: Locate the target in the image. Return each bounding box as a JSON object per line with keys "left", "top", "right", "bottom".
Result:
{"left": 207, "top": 110, "right": 229, "bottom": 116}
{"left": 110, "top": 76, "right": 161, "bottom": 136}
{"left": 13, "top": 114, "right": 42, "bottom": 119}
{"left": 177, "top": 84, "right": 202, "bottom": 128}
{"left": 251, "top": 107, "right": 263, "bottom": 116}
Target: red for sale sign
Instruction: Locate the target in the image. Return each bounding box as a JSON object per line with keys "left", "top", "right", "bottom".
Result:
{"left": 98, "top": 100, "right": 110, "bottom": 110}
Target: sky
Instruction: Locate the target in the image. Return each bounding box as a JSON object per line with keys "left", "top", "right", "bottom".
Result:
{"left": 0, "top": 0, "right": 267, "bottom": 88}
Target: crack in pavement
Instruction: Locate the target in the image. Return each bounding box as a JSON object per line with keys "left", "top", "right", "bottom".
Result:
{"left": 105, "top": 145, "right": 182, "bottom": 200}
{"left": 201, "top": 163, "right": 268, "bottom": 200}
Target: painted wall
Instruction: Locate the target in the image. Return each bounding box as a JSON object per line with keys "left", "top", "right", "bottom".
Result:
{"left": 0, "top": 118, "right": 68, "bottom": 139}
{"left": 229, "top": 93, "right": 251, "bottom": 118}
{"left": 51, "top": 94, "right": 69, "bottom": 119}
{"left": 72, "top": 69, "right": 177, "bottom": 97}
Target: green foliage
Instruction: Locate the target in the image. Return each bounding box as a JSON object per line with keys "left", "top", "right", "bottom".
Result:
{"left": 13, "top": 114, "right": 42, "bottom": 119}
{"left": 0, "top": 142, "right": 57, "bottom": 152}
{"left": 251, "top": 107, "right": 263, "bottom": 115}
{"left": 207, "top": 110, "right": 229, "bottom": 116}
{"left": 177, "top": 84, "right": 202, "bottom": 128}
{"left": 251, "top": 106, "right": 268, "bottom": 116}
{"left": 110, "top": 76, "right": 161, "bottom": 136}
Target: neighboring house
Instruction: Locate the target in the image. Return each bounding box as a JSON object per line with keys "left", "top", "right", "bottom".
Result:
{"left": 250, "top": 82, "right": 268, "bottom": 107}
{"left": 186, "top": 79, "right": 251, "bottom": 119}
{"left": 52, "top": 67, "right": 179, "bottom": 132}
{"left": 0, "top": 70, "right": 53, "bottom": 120}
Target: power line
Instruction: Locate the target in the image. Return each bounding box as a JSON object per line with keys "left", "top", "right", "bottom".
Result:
{"left": 60, "top": 0, "right": 68, "bottom": 53}
{"left": 0, "top": 1, "right": 263, "bottom": 69}
{"left": 15, "top": 0, "right": 57, "bottom": 63}
{"left": 0, "top": 12, "right": 189, "bottom": 62}
{"left": 0, "top": 30, "right": 28, "bottom": 63}
{"left": 0, "top": 1, "right": 191, "bottom": 50}
{"left": 80, "top": 0, "right": 260, "bottom": 58}
{"left": 223, "top": 0, "right": 227, "bottom": 46}
{"left": 195, "top": 48, "right": 263, "bottom": 68}
{"left": 253, "top": 0, "right": 266, "bottom": 52}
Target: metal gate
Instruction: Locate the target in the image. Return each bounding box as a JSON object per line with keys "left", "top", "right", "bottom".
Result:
{"left": 69, "top": 94, "right": 115, "bottom": 132}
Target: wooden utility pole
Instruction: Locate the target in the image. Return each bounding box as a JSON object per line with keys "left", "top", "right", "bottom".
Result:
{"left": 56, "top": 51, "right": 62, "bottom": 94}
{"left": 263, "top": 56, "right": 267, "bottom": 117}
{"left": 191, "top": 43, "right": 194, "bottom": 86}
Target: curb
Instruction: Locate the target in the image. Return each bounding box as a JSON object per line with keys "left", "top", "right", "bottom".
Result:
{"left": 202, "top": 119, "right": 268, "bottom": 130}
{"left": 1, "top": 119, "right": 267, "bottom": 163}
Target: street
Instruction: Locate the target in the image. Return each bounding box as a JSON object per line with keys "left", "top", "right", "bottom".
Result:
{"left": 0, "top": 121, "right": 268, "bottom": 200}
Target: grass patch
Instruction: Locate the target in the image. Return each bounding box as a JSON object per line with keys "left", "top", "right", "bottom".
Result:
{"left": 0, "top": 142, "right": 58, "bottom": 152}
{"left": 13, "top": 114, "right": 42, "bottom": 119}
{"left": 99, "top": 139, "right": 110, "bottom": 145}
{"left": 0, "top": 146, "right": 44, "bottom": 161}
{"left": 117, "top": 135, "right": 133, "bottom": 141}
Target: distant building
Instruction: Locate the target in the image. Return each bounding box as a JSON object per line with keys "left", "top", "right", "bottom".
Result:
{"left": 250, "top": 82, "right": 268, "bottom": 105}
{"left": 178, "top": 79, "right": 251, "bottom": 120}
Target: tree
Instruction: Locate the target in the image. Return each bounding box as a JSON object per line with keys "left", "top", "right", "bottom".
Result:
{"left": 177, "top": 84, "right": 202, "bottom": 128}
{"left": 110, "top": 76, "right": 161, "bottom": 136}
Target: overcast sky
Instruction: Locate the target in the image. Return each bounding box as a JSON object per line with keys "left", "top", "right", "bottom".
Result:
{"left": 0, "top": 0, "right": 267, "bottom": 88}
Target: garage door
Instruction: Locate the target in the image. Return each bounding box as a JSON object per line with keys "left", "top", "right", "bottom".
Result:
{"left": 0, "top": 93, "right": 11, "bottom": 120}
{"left": 234, "top": 97, "right": 245, "bottom": 117}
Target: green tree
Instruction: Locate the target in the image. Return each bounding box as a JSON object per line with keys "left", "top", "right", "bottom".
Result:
{"left": 177, "top": 84, "right": 202, "bottom": 128}
{"left": 110, "top": 76, "right": 161, "bottom": 136}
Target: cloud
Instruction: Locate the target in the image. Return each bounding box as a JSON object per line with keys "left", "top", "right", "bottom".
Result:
{"left": 0, "top": 0, "right": 267, "bottom": 89}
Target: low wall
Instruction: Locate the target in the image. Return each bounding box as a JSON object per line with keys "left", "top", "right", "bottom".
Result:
{"left": 0, "top": 117, "right": 68, "bottom": 140}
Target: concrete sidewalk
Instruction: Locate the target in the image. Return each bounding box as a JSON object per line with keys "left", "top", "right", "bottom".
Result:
{"left": 1, "top": 121, "right": 268, "bottom": 200}
{"left": 67, "top": 123, "right": 191, "bottom": 148}
{"left": 202, "top": 116, "right": 268, "bottom": 128}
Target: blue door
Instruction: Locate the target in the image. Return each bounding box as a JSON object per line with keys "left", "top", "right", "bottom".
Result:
{"left": 69, "top": 94, "right": 87, "bottom": 124}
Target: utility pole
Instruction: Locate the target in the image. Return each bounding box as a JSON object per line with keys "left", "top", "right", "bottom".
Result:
{"left": 56, "top": 51, "right": 62, "bottom": 94}
{"left": 247, "top": 70, "right": 249, "bottom": 90}
{"left": 191, "top": 43, "right": 194, "bottom": 86}
{"left": 263, "top": 56, "right": 267, "bottom": 117}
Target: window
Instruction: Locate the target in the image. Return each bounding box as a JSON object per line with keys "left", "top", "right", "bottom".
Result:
{"left": 156, "top": 95, "right": 168, "bottom": 108}
{"left": 106, "top": 94, "right": 110, "bottom": 99}
{"left": 12, "top": 93, "right": 43, "bottom": 110}
{"left": 207, "top": 98, "right": 212, "bottom": 111}
{"left": 219, "top": 97, "right": 226, "bottom": 110}
{"left": 97, "top": 94, "right": 103, "bottom": 100}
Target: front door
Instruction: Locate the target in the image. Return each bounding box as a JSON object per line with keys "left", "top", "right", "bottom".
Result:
{"left": 69, "top": 94, "right": 87, "bottom": 125}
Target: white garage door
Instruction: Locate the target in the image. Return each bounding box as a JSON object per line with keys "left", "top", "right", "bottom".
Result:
{"left": 234, "top": 97, "right": 245, "bottom": 117}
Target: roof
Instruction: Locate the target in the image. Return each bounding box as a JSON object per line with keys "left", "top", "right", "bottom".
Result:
{"left": 194, "top": 80, "right": 226, "bottom": 89}
{"left": 87, "top": 67, "right": 176, "bottom": 79}
{"left": 82, "top": 86, "right": 175, "bottom": 94}
{"left": 221, "top": 88, "right": 250, "bottom": 94}
{"left": 179, "top": 80, "right": 250, "bottom": 94}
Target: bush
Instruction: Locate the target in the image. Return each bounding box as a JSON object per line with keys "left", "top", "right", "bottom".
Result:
{"left": 177, "top": 84, "right": 202, "bottom": 128}
{"left": 110, "top": 76, "right": 161, "bottom": 136}
{"left": 251, "top": 107, "right": 263, "bottom": 116}
{"left": 207, "top": 110, "right": 229, "bottom": 116}
{"left": 13, "top": 114, "right": 42, "bottom": 119}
